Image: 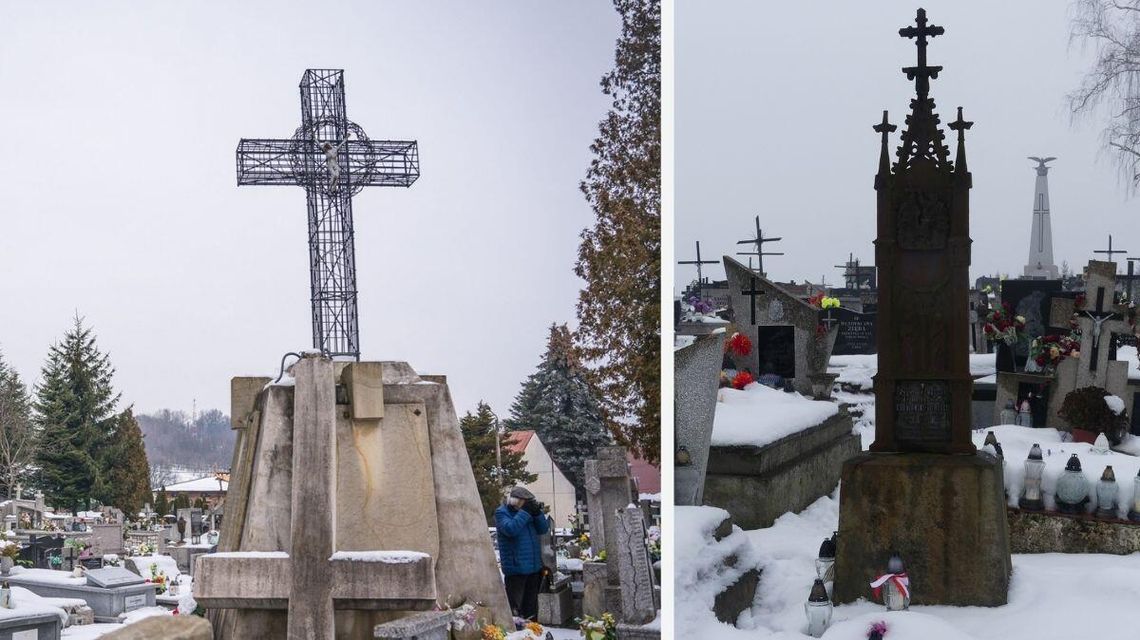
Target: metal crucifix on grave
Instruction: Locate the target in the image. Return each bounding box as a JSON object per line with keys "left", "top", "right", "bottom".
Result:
{"left": 678, "top": 241, "right": 718, "bottom": 298}
{"left": 736, "top": 216, "right": 783, "bottom": 276}
{"left": 1094, "top": 234, "right": 1127, "bottom": 263}
{"left": 1082, "top": 283, "right": 1124, "bottom": 369}
{"left": 236, "top": 69, "right": 420, "bottom": 360}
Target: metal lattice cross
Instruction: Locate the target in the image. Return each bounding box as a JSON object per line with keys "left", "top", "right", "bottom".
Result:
{"left": 236, "top": 69, "right": 420, "bottom": 359}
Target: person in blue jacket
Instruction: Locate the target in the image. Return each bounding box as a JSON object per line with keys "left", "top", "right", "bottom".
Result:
{"left": 495, "top": 486, "right": 550, "bottom": 620}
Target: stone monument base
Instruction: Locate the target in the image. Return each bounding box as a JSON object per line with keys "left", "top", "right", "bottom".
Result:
{"left": 833, "top": 452, "right": 1011, "bottom": 606}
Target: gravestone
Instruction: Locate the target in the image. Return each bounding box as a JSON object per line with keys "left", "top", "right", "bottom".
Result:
{"left": 90, "top": 523, "right": 124, "bottom": 557}
{"left": 200, "top": 355, "right": 509, "bottom": 640}
{"left": 968, "top": 289, "right": 991, "bottom": 354}
{"left": 4, "top": 566, "right": 155, "bottom": 621}
{"left": 832, "top": 307, "right": 877, "bottom": 355}
{"left": 723, "top": 256, "right": 839, "bottom": 396}
{"left": 998, "top": 279, "right": 1063, "bottom": 370}
{"left": 613, "top": 507, "right": 658, "bottom": 625}
{"left": 582, "top": 447, "right": 638, "bottom": 621}
{"left": 674, "top": 331, "right": 726, "bottom": 505}
{"left": 86, "top": 566, "right": 145, "bottom": 589}
{"left": 833, "top": 9, "right": 1011, "bottom": 607}
{"left": 755, "top": 326, "right": 796, "bottom": 377}
{"left": 1048, "top": 261, "right": 1134, "bottom": 427}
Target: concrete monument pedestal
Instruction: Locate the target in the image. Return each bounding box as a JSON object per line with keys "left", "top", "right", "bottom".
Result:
{"left": 833, "top": 453, "right": 1011, "bottom": 606}
{"left": 537, "top": 584, "right": 572, "bottom": 626}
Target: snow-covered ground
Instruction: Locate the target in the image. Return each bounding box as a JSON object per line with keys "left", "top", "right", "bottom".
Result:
{"left": 712, "top": 384, "right": 840, "bottom": 448}
{"left": 829, "top": 353, "right": 999, "bottom": 391}
{"left": 683, "top": 368, "right": 1140, "bottom": 639}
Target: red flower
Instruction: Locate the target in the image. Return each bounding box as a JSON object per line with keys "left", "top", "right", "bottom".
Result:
{"left": 727, "top": 333, "right": 753, "bottom": 357}
{"left": 732, "top": 371, "right": 754, "bottom": 390}
{"left": 1035, "top": 355, "right": 1046, "bottom": 366}
{"left": 808, "top": 292, "right": 825, "bottom": 307}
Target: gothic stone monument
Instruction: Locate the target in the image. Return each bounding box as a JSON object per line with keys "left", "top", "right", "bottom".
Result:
{"left": 198, "top": 355, "right": 510, "bottom": 639}
{"left": 833, "top": 9, "right": 1011, "bottom": 607}
{"left": 723, "top": 256, "right": 839, "bottom": 398}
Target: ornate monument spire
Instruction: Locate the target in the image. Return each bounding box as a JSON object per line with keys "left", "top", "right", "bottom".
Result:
{"left": 1023, "top": 157, "right": 1059, "bottom": 279}
{"left": 893, "top": 8, "right": 952, "bottom": 173}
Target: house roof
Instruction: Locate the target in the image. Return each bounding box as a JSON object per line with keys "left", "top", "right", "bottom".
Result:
{"left": 162, "top": 476, "right": 228, "bottom": 493}
{"left": 628, "top": 454, "right": 661, "bottom": 494}
{"left": 505, "top": 430, "right": 535, "bottom": 455}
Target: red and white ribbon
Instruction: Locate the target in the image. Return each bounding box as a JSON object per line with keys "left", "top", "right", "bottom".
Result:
{"left": 870, "top": 572, "right": 910, "bottom": 601}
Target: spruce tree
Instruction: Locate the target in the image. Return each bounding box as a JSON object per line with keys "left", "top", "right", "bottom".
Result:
{"left": 507, "top": 324, "right": 612, "bottom": 499}
{"left": 153, "top": 489, "right": 171, "bottom": 518}
{"left": 0, "top": 351, "right": 37, "bottom": 498}
{"left": 98, "top": 409, "right": 152, "bottom": 517}
{"left": 574, "top": 0, "right": 661, "bottom": 463}
{"left": 460, "top": 402, "right": 535, "bottom": 523}
{"left": 34, "top": 316, "right": 121, "bottom": 514}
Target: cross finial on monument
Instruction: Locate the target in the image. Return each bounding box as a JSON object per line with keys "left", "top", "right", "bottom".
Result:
{"left": 236, "top": 69, "right": 421, "bottom": 360}
{"left": 874, "top": 110, "right": 897, "bottom": 137}
{"left": 1094, "top": 234, "right": 1127, "bottom": 262}
{"left": 873, "top": 111, "right": 896, "bottom": 176}
{"left": 899, "top": 8, "right": 944, "bottom": 101}
{"left": 948, "top": 106, "right": 972, "bottom": 138}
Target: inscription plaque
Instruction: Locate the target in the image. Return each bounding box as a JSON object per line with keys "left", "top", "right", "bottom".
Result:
{"left": 894, "top": 381, "right": 951, "bottom": 442}
{"left": 756, "top": 325, "right": 796, "bottom": 378}
{"left": 124, "top": 593, "right": 147, "bottom": 611}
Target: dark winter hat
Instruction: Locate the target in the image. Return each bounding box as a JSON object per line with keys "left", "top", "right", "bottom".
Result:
{"left": 509, "top": 486, "right": 535, "bottom": 501}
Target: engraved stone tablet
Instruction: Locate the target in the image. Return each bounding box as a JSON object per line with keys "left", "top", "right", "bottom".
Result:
{"left": 124, "top": 593, "right": 147, "bottom": 611}
{"left": 894, "top": 381, "right": 951, "bottom": 442}
{"left": 86, "top": 566, "right": 146, "bottom": 588}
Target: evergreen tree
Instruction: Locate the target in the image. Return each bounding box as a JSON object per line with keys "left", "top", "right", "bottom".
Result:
{"left": 33, "top": 316, "right": 121, "bottom": 514}
{"left": 460, "top": 402, "right": 535, "bottom": 523}
{"left": 0, "top": 351, "right": 37, "bottom": 498}
{"left": 153, "top": 488, "right": 170, "bottom": 518}
{"left": 98, "top": 409, "right": 152, "bottom": 517}
{"left": 506, "top": 324, "right": 611, "bottom": 499}
{"left": 574, "top": 0, "right": 661, "bottom": 463}
{"left": 172, "top": 493, "right": 190, "bottom": 512}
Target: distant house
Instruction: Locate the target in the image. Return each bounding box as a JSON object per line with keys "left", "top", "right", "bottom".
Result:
{"left": 159, "top": 474, "right": 228, "bottom": 511}
{"left": 504, "top": 430, "right": 576, "bottom": 529}
{"left": 628, "top": 454, "right": 661, "bottom": 500}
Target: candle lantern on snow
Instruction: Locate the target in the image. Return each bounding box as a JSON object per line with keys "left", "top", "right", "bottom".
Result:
{"left": 1128, "top": 468, "right": 1140, "bottom": 522}
{"left": 1019, "top": 444, "right": 1046, "bottom": 511}
{"left": 1095, "top": 465, "right": 1119, "bottom": 520}
{"left": 815, "top": 534, "right": 836, "bottom": 598}
{"left": 804, "top": 578, "right": 832, "bottom": 638}
{"left": 870, "top": 552, "right": 909, "bottom": 611}
{"left": 999, "top": 400, "right": 1017, "bottom": 425}
{"left": 1055, "top": 454, "right": 1089, "bottom": 514}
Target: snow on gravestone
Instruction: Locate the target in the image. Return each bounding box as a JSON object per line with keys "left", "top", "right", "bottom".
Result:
{"left": 86, "top": 566, "right": 146, "bottom": 588}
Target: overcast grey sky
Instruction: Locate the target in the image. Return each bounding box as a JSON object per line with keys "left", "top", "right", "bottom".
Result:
{"left": 0, "top": 2, "right": 618, "bottom": 418}
{"left": 677, "top": 1, "right": 1132, "bottom": 293}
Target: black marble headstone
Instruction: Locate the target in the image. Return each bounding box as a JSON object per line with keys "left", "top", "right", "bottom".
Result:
{"left": 756, "top": 325, "right": 796, "bottom": 378}
{"left": 832, "top": 308, "right": 877, "bottom": 355}
{"left": 998, "top": 279, "right": 1063, "bottom": 372}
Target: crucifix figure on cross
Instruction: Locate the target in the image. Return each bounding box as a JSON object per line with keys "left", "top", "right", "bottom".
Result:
{"left": 236, "top": 69, "right": 421, "bottom": 359}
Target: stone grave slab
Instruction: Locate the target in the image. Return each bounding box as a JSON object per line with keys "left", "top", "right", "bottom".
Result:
{"left": 832, "top": 307, "right": 877, "bottom": 356}
{"left": 3, "top": 570, "right": 156, "bottom": 622}
{"left": 372, "top": 610, "right": 450, "bottom": 640}
{"left": 613, "top": 507, "right": 657, "bottom": 624}
{"left": 85, "top": 567, "right": 144, "bottom": 588}
{"left": 0, "top": 611, "right": 62, "bottom": 640}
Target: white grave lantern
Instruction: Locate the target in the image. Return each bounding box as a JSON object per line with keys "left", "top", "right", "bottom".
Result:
{"left": 1055, "top": 454, "right": 1090, "bottom": 514}
{"left": 1096, "top": 465, "right": 1119, "bottom": 520}
{"left": 1019, "top": 444, "right": 1046, "bottom": 511}
{"left": 804, "top": 578, "right": 832, "bottom": 638}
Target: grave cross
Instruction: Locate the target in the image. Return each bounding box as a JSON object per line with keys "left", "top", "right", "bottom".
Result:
{"left": 736, "top": 216, "right": 783, "bottom": 276}
{"left": 899, "top": 8, "right": 944, "bottom": 101}
{"left": 1083, "top": 285, "right": 1122, "bottom": 370}
{"left": 834, "top": 253, "right": 864, "bottom": 290}
{"left": 741, "top": 277, "right": 764, "bottom": 325}
{"left": 1094, "top": 235, "right": 1127, "bottom": 263}
{"left": 236, "top": 69, "right": 421, "bottom": 360}
{"left": 678, "top": 241, "right": 718, "bottom": 297}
